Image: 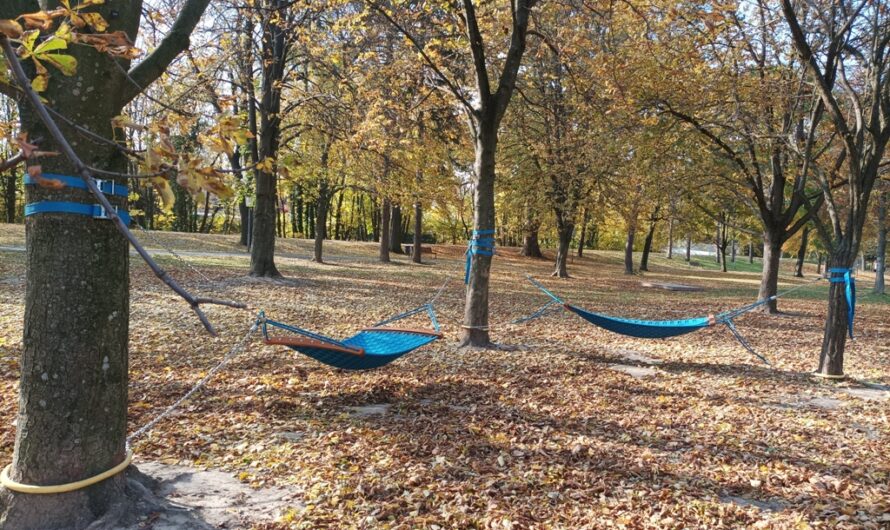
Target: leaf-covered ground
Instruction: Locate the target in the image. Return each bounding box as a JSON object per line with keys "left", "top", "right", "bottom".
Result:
{"left": 0, "top": 224, "right": 888, "bottom": 529}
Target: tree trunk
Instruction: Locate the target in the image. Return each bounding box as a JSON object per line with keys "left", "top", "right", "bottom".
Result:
{"left": 4, "top": 175, "right": 15, "bottom": 222}
{"left": 685, "top": 234, "right": 691, "bottom": 262}
{"left": 198, "top": 191, "right": 211, "bottom": 233}
{"left": 380, "top": 197, "right": 391, "bottom": 263}
{"left": 1, "top": 3, "right": 148, "bottom": 526}
{"left": 313, "top": 184, "right": 329, "bottom": 263}
{"left": 577, "top": 207, "right": 589, "bottom": 258}
{"left": 520, "top": 227, "right": 543, "bottom": 258}
{"left": 759, "top": 233, "right": 782, "bottom": 313}
{"left": 817, "top": 253, "right": 824, "bottom": 275}
{"left": 460, "top": 127, "right": 497, "bottom": 347}
{"left": 730, "top": 239, "right": 737, "bottom": 263}
{"left": 749, "top": 241, "right": 754, "bottom": 264}
{"left": 389, "top": 204, "right": 403, "bottom": 253}
{"left": 795, "top": 226, "right": 809, "bottom": 278}
{"left": 666, "top": 217, "right": 673, "bottom": 259}
{"left": 553, "top": 221, "right": 574, "bottom": 278}
{"left": 250, "top": 0, "right": 287, "bottom": 278}
{"left": 238, "top": 198, "right": 249, "bottom": 246}
{"left": 639, "top": 215, "right": 658, "bottom": 272}
{"left": 874, "top": 197, "right": 887, "bottom": 295}
{"left": 624, "top": 222, "right": 637, "bottom": 275}
{"left": 818, "top": 252, "right": 855, "bottom": 377}
{"left": 413, "top": 201, "right": 423, "bottom": 264}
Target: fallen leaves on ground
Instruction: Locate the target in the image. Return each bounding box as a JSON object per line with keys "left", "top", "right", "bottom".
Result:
{"left": 0, "top": 227, "right": 888, "bottom": 529}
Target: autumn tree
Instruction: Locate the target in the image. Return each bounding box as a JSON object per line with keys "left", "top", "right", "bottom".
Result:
{"left": 781, "top": 0, "right": 890, "bottom": 376}
{"left": 650, "top": 0, "right": 824, "bottom": 312}
{"left": 0, "top": 1, "right": 250, "bottom": 527}
{"left": 370, "top": 0, "right": 539, "bottom": 346}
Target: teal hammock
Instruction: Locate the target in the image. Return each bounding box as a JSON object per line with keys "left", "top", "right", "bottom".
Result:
{"left": 522, "top": 275, "right": 841, "bottom": 366}
{"left": 259, "top": 303, "right": 442, "bottom": 371}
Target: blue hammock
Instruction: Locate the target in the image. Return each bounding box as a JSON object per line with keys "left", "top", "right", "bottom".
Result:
{"left": 525, "top": 276, "right": 778, "bottom": 365}
{"left": 260, "top": 304, "right": 442, "bottom": 371}
{"left": 564, "top": 305, "right": 713, "bottom": 339}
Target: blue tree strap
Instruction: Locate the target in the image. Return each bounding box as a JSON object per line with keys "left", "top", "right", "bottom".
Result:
{"left": 829, "top": 267, "right": 855, "bottom": 339}
{"left": 24, "top": 173, "right": 129, "bottom": 198}
{"left": 25, "top": 201, "right": 131, "bottom": 225}
{"left": 465, "top": 229, "right": 496, "bottom": 284}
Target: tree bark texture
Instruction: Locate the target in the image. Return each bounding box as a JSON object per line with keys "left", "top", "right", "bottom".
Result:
{"left": 795, "top": 226, "right": 809, "bottom": 278}
{"left": 412, "top": 201, "right": 423, "bottom": 264}
{"left": 379, "top": 197, "right": 391, "bottom": 263}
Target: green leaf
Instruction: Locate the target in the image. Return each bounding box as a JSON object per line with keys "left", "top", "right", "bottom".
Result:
{"left": 41, "top": 53, "right": 77, "bottom": 76}
{"left": 33, "top": 35, "right": 68, "bottom": 55}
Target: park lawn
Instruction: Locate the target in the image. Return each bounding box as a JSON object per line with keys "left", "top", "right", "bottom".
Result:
{"left": 0, "top": 225, "right": 888, "bottom": 529}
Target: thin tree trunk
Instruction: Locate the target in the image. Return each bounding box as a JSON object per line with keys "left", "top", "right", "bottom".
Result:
{"left": 413, "top": 201, "right": 423, "bottom": 264}
{"left": 795, "top": 226, "right": 809, "bottom": 278}
{"left": 817, "top": 253, "right": 824, "bottom": 275}
{"left": 685, "top": 234, "right": 692, "bottom": 262}
{"left": 749, "top": 241, "right": 754, "bottom": 264}
{"left": 639, "top": 214, "right": 658, "bottom": 272}
{"left": 666, "top": 217, "right": 674, "bottom": 259}
{"left": 577, "top": 207, "right": 589, "bottom": 258}
{"left": 198, "top": 191, "right": 211, "bottom": 233}
{"left": 624, "top": 221, "right": 637, "bottom": 275}
{"left": 4, "top": 175, "right": 15, "bottom": 222}
{"left": 874, "top": 197, "right": 887, "bottom": 295}
{"left": 313, "top": 182, "right": 329, "bottom": 263}
{"left": 730, "top": 239, "right": 737, "bottom": 263}
{"left": 380, "top": 197, "right": 391, "bottom": 263}
{"left": 238, "top": 198, "right": 249, "bottom": 246}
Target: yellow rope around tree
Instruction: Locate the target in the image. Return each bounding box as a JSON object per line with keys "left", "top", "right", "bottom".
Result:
{"left": 0, "top": 452, "right": 133, "bottom": 495}
{"left": 0, "top": 319, "right": 260, "bottom": 495}
{"left": 812, "top": 371, "right": 847, "bottom": 380}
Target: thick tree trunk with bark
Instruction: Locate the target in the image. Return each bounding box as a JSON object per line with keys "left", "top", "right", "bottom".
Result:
{"left": 818, "top": 250, "right": 855, "bottom": 376}
{"left": 520, "top": 227, "right": 543, "bottom": 258}
{"left": 0, "top": 2, "right": 171, "bottom": 527}
{"left": 460, "top": 127, "right": 497, "bottom": 347}
{"left": 379, "top": 197, "right": 391, "bottom": 263}
{"left": 553, "top": 220, "right": 573, "bottom": 278}
{"left": 250, "top": 0, "right": 288, "bottom": 278}
{"left": 389, "top": 204, "right": 403, "bottom": 253}
{"left": 412, "top": 201, "right": 423, "bottom": 264}
{"left": 759, "top": 233, "right": 782, "bottom": 313}
{"left": 795, "top": 226, "right": 809, "bottom": 277}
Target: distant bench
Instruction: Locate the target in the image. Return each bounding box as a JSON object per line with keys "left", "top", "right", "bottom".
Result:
{"left": 402, "top": 244, "right": 436, "bottom": 259}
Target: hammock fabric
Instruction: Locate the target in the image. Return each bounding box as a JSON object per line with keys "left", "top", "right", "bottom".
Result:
{"left": 524, "top": 276, "right": 776, "bottom": 365}
{"left": 564, "top": 305, "right": 715, "bottom": 339}
{"left": 260, "top": 304, "right": 442, "bottom": 370}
